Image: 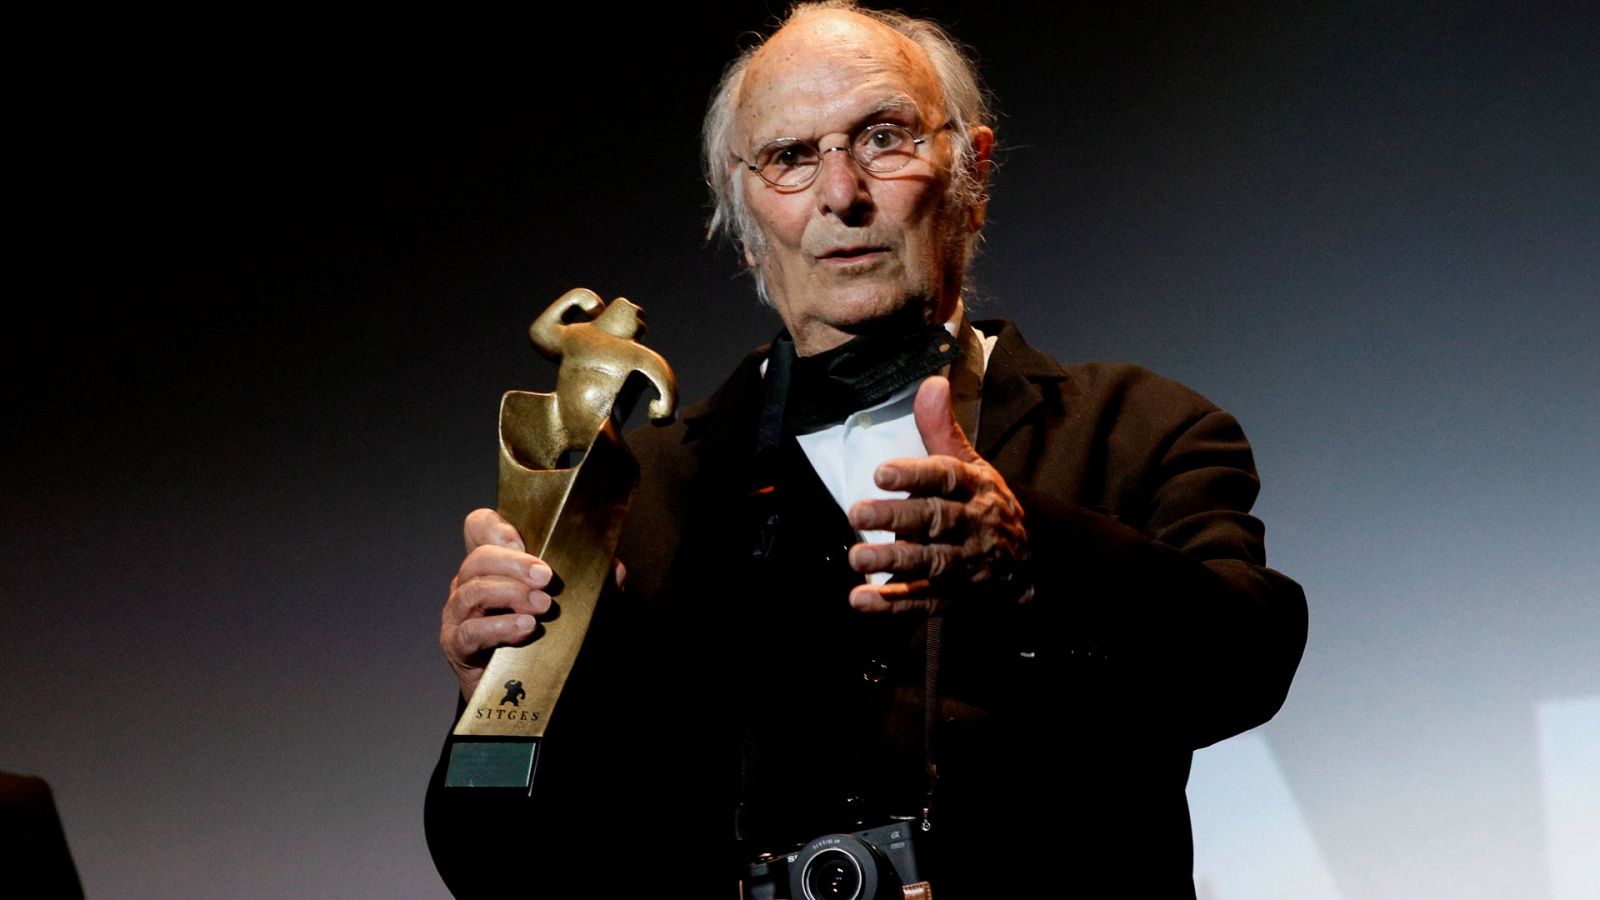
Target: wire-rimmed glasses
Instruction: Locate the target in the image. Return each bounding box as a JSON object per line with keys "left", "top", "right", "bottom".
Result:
{"left": 743, "top": 122, "right": 932, "bottom": 188}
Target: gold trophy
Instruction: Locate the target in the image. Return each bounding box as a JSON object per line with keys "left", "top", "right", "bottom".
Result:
{"left": 443, "top": 288, "right": 676, "bottom": 790}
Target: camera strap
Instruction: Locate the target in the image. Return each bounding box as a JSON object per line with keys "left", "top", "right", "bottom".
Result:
{"left": 920, "top": 611, "right": 942, "bottom": 834}
{"left": 734, "top": 325, "right": 979, "bottom": 847}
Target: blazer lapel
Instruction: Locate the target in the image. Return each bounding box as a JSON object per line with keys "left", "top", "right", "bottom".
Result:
{"left": 973, "top": 320, "right": 1070, "bottom": 461}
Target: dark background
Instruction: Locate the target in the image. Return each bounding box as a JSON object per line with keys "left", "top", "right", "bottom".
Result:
{"left": 5, "top": 2, "right": 1596, "bottom": 897}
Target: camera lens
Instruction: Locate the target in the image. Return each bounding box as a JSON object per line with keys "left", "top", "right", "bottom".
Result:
{"left": 802, "top": 848, "right": 863, "bottom": 900}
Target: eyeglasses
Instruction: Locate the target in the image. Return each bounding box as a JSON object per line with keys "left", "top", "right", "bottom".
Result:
{"left": 743, "top": 122, "right": 932, "bottom": 188}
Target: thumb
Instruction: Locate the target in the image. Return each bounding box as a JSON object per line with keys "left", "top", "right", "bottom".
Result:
{"left": 914, "top": 376, "right": 977, "bottom": 462}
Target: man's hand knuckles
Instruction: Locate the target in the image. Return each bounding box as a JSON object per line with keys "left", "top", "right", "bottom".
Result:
{"left": 457, "top": 622, "right": 486, "bottom": 658}
{"left": 922, "top": 496, "right": 949, "bottom": 536}
{"left": 452, "top": 614, "right": 523, "bottom": 660}
{"left": 454, "top": 578, "right": 493, "bottom": 611}
{"left": 446, "top": 620, "right": 480, "bottom": 661}
{"left": 460, "top": 544, "right": 507, "bottom": 576}
{"left": 444, "top": 581, "right": 478, "bottom": 620}
{"left": 465, "top": 577, "right": 528, "bottom": 613}
{"left": 926, "top": 544, "right": 959, "bottom": 578}
{"left": 766, "top": 424, "right": 1018, "bottom": 611}
{"left": 897, "top": 458, "right": 960, "bottom": 496}
{"left": 934, "top": 458, "right": 960, "bottom": 495}
{"left": 883, "top": 501, "right": 921, "bottom": 533}
{"left": 892, "top": 462, "right": 935, "bottom": 494}
{"left": 889, "top": 542, "right": 925, "bottom": 571}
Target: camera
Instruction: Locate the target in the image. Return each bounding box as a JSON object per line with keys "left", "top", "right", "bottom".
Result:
{"left": 743, "top": 821, "right": 929, "bottom": 900}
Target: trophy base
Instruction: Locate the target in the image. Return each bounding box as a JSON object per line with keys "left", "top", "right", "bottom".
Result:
{"left": 443, "top": 739, "right": 540, "bottom": 790}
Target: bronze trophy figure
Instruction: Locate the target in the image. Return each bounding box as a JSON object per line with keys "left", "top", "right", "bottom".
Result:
{"left": 443, "top": 288, "right": 676, "bottom": 790}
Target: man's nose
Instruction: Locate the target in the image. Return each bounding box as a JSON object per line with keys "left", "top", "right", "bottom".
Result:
{"left": 814, "top": 145, "right": 872, "bottom": 220}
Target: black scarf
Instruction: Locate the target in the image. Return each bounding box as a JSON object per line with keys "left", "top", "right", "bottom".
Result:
{"left": 763, "top": 325, "right": 961, "bottom": 440}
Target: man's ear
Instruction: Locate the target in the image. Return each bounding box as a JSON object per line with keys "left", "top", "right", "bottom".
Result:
{"left": 968, "top": 125, "right": 995, "bottom": 231}
{"left": 743, "top": 244, "right": 759, "bottom": 269}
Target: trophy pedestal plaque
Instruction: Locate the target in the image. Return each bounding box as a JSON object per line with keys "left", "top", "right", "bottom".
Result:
{"left": 443, "top": 289, "right": 675, "bottom": 791}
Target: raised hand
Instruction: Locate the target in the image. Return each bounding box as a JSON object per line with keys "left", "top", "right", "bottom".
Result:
{"left": 846, "top": 376, "right": 1032, "bottom": 613}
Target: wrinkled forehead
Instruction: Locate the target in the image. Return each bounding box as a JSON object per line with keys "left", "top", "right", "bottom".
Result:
{"left": 736, "top": 10, "right": 944, "bottom": 148}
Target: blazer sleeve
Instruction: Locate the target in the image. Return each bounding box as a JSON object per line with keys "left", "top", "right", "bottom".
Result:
{"left": 1010, "top": 374, "right": 1307, "bottom": 750}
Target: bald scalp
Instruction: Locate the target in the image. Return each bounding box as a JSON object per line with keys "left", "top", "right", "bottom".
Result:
{"left": 737, "top": 8, "right": 946, "bottom": 140}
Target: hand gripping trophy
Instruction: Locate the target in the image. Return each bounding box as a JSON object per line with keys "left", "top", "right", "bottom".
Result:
{"left": 443, "top": 288, "right": 676, "bottom": 790}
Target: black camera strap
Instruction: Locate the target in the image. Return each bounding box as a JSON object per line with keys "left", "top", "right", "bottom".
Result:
{"left": 735, "top": 324, "right": 977, "bottom": 850}
{"left": 919, "top": 611, "right": 942, "bottom": 834}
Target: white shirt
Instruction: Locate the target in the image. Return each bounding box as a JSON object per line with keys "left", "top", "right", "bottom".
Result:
{"left": 790, "top": 317, "right": 996, "bottom": 584}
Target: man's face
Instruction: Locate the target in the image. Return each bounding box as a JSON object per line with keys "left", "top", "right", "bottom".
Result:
{"left": 734, "top": 10, "right": 990, "bottom": 355}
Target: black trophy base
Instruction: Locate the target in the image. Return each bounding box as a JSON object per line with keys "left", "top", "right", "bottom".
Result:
{"left": 443, "top": 738, "right": 540, "bottom": 790}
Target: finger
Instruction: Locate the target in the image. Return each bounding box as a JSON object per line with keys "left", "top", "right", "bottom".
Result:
{"left": 454, "top": 544, "right": 552, "bottom": 590}
{"left": 613, "top": 559, "right": 627, "bottom": 589}
{"left": 447, "top": 612, "right": 538, "bottom": 662}
{"left": 464, "top": 508, "right": 525, "bottom": 553}
{"left": 913, "top": 376, "right": 978, "bottom": 462}
{"left": 849, "top": 580, "right": 946, "bottom": 614}
{"left": 848, "top": 540, "right": 960, "bottom": 579}
{"left": 873, "top": 455, "right": 982, "bottom": 497}
{"left": 849, "top": 496, "right": 968, "bottom": 539}
{"left": 446, "top": 577, "right": 552, "bottom": 624}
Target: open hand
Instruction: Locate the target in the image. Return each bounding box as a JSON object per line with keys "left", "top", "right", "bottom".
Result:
{"left": 846, "top": 376, "right": 1031, "bottom": 613}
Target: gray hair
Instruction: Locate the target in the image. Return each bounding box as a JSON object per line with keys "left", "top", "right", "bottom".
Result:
{"left": 701, "top": 1, "right": 994, "bottom": 304}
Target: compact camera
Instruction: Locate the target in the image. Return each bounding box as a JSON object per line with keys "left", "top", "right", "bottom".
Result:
{"left": 743, "top": 821, "right": 929, "bottom": 900}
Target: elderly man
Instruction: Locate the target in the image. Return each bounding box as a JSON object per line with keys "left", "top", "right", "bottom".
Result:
{"left": 426, "top": 3, "right": 1306, "bottom": 897}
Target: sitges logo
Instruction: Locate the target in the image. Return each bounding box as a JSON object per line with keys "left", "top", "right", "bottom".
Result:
{"left": 500, "top": 680, "right": 527, "bottom": 707}
{"left": 472, "top": 679, "right": 541, "bottom": 721}
{"left": 475, "top": 706, "right": 541, "bottom": 722}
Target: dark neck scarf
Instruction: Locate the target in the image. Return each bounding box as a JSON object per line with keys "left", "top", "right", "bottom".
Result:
{"left": 767, "top": 325, "right": 960, "bottom": 437}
